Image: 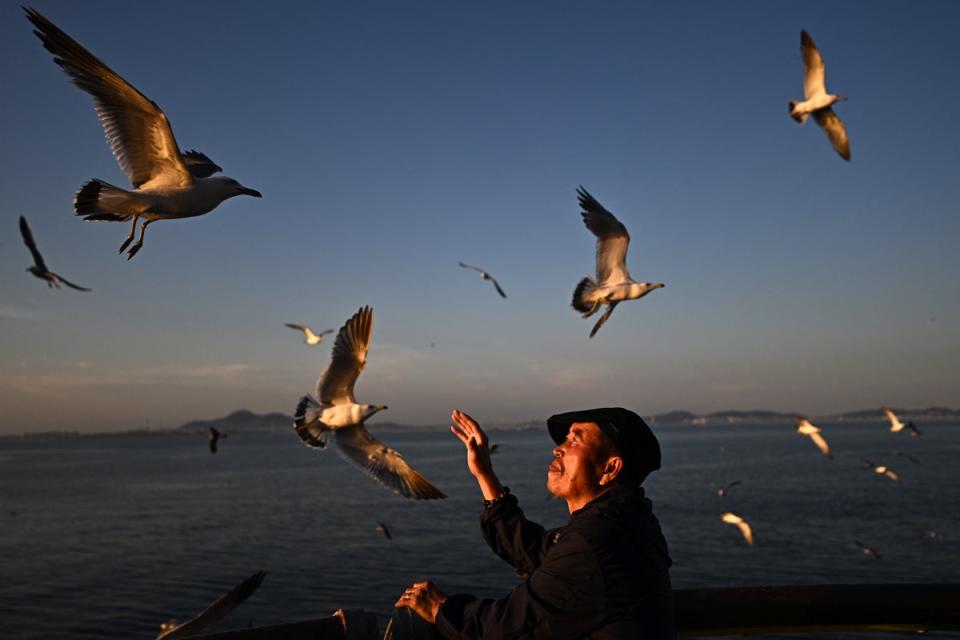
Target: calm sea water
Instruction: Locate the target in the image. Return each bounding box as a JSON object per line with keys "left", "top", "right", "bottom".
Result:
{"left": 1, "top": 421, "right": 958, "bottom": 639}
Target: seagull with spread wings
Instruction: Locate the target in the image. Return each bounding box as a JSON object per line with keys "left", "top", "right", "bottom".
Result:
{"left": 293, "top": 306, "right": 446, "bottom": 500}
{"left": 716, "top": 480, "right": 742, "bottom": 497}
{"left": 24, "top": 7, "right": 261, "bottom": 260}
{"left": 284, "top": 323, "right": 334, "bottom": 346}
{"left": 882, "top": 406, "right": 922, "bottom": 436}
{"left": 571, "top": 187, "right": 664, "bottom": 338}
{"left": 788, "top": 29, "right": 851, "bottom": 161}
{"left": 721, "top": 512, "right": 754, "bottom": 546}
{"left": 18, "top": 216, "right": 90, "bottom": 291}
{"left": 863, "top": 460, "right": 899, "bottom": 482}
{"left": 459, "top": 262, "right": 507, "bottom": 299}
{"left": 156, "top": 571, "right": 265, "bottom": 640}
{"left": 796, "top": 417, "right": 833, "bottom": 459}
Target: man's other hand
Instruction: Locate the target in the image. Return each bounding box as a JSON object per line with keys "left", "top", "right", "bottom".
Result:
{"left": 395, "top": 581, "right": 447, "bottom": 623}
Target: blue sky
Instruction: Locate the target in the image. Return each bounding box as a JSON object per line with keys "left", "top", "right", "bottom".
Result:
{"left": 1, "top": 1, "right": 958, "bottom": 433}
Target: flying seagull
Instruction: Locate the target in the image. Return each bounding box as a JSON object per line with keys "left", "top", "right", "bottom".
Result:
{"left": 855, "top": 540, "right": 882, "bottom": 560}
{"left": 721, "top": 512, "right": 754, "bottom": 546}
{"left": 895, "top": 450, "right": 920, "bottom": 465}
{"left": 208, "top": 427, "right": 222, "bottom": 454}
{"left": 863, "top": 459, "right": 899, "bottom": 482}
{"left": 285, "top": 323, "right": 334, "bottom": 346}
{"left": 18, "top": 216, "right": 90, "bottom": 291}
{"left": 24, "top": 7, "right": 261, "bottom": 260}
{"left": 459, "top": 263, "right": 507, "bottom": 299}
{"left": 716, "top": 480, "right": 742, "bottom": 497}
{"left": 883, "top": 406, "right": 922, "bottom": 436}
{"left": 156, "top": 570, "right": 265, "bottom": 640}
{"left": 571, "top": 187, "right": 664, "bottom": 338}
{"left": 376, "top": 522, "right": 393, "bottom": 540}
{"left": 796, "top": 417, "right": 833, "bottom": 459}
{"left": 789, "top": 29, "right": 851, "bottom": 161}
{"left": 293, "top": 306, "right": 446, "bottom": 500}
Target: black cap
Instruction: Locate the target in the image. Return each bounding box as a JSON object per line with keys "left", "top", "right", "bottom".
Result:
{"left": 547, "top": 407, "right": 661, "bottom": 483}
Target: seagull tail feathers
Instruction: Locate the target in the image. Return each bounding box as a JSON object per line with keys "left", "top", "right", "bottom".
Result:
{"left": 293, "top": 395, "right": 329, "bottom": 449}
{"left": 572, "top": 277, "right": 599, "bottom": 314}
{"left": 74, "top": 179, "right": 131, "bottom": 221}
{"left": 788, "top": 101, "right": 808, "bottom": 124}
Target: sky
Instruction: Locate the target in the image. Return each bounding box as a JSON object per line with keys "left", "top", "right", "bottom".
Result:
{"left": 1, "top": 1, "right": 958, "bottom": 434}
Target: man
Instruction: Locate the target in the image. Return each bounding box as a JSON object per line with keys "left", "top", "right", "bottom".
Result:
{"left": 395, "top": 407, "right": 675, "bottom": 639}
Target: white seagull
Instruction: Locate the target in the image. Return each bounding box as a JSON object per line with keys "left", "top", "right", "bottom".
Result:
{"left": 571, "top": 187, "right": 664, "bottom": 338}
{"left": 716, "top": 480, "right": 742, "bottom": 497}
{"left": 721, "top": 512, "right": 754, "bottom": 546}
{"left": 796, "top": 416, "right": 833, "bottom": 459}
{"left": 882, "top": 406, "right": 922, "bottom": 436}
{"left": 25, "top": 7, "right": 262, "bottom": 260}
{"left": 863, "top": 459, "right": 899, "bottom": 482}
{"left": 854, "top": 540, "right": 882, "bottom": 560}
{"left": 156, "top": 571, "right": 265, "bottom": 640}
{"left": 789, "top": 29, "right": 851, "bottom": 161}
{"left": 459, "top": 262, "right": 507, "bottom": 299}
{"left": 284, "top": 323, "right": 334, "bottom": 346}
{"left": 293, "top": 306, "right": 446, "bottom": 500}
{"left": 19, "top": 216, "right": 90, "bottom": 291}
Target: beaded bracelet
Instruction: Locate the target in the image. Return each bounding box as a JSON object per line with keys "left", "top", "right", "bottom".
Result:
{"left": 483, "top": 486, "right": 511, "bottom": 508}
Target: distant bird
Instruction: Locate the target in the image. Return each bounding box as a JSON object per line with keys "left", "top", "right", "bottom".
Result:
{"left": 24, "top": 7, "right": 261, "bottom": 260}
{"left": 489, "top": 443, "right": 501, "bottom": 455}
{"left": 459, "top": 263, "right": 507, "bottom": 299}
{"left": 796, "top": 417, "right": 833, "bottom": 459}
{"left": 883, "top": 407, "right": 923, "bottom": 437}
{"left": 571, "top": 187, "right": 664, "bottom": 338}
{"left": 716, "top": 480, "right": 742, "bottom": 497}
{"left": 376, "top": 522, "right": 392, "bottom": 540}
{"left": 895, "top": 450, "right": 920, "bottom": 465}
{"left": 855, "top": 540, "right": 882, "bottom": 560}
{"left": 293, "top": 306, "right": 446, "bottom": 500}
{"left": 789, "top": 29, "right": 851, "bottom": 161}
{"left": 721, "top": 512, "right": 754, "bottom": 546}
{"left": 156, "top": 570, "right": 265, "bottom": 640}
{"left": 863, "top": 459, "right": 899, "bottom": 482}
{"left": 18, "top": 216, "right": 91, "bottom": 291}
{"left": 208, "top": 427, "right": 222, "bottom": 454}
{"left": 284, "top": 323, "right": 333, "bottom": 346}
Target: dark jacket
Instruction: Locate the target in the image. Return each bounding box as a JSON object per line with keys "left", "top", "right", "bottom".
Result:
{"left": 435, "top": 485, "right": 675, "bottom": 639}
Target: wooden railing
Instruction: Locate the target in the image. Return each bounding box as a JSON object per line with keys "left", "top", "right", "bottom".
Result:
{"left": 191, "top": 583, "right": 960, "bottom": 638}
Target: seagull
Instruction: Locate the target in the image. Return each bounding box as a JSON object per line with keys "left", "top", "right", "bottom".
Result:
{"left": 895, "top": 450, "right": 920, "bottom": 465}
{"left": 489, "top": 443, "right": 501, "bottom": 455}
{"left": 721, "top": 512, "right": 754, "bottom": 546}
{"left": 18, "top": 216, "right": 91, "bottom": 291}
{"left": 156, "top": 570, "right": 265, "bottom": 640}
{"left": 293, "top": 306, "right": 446, "bottom": 500}
{"left": 571, "top": 187, "right": 664, "bottom": 338}
{"left": 24, "top": 7, "right": 262, "bottom": 260}
{"left": 376, "top": 522, "right": 393, "bottom": 540}
{"left": 789, "top": 29, "right": 851, "bottom": 161}
{"left": 208, "top": 427, "right": 222, "bottom": 454}
{"left": 716, "top": 480, "right": 742, "bottom": 497}
{"left": 796, "top": 417, "right": 833, "bottom": 459}
{"left": 884, "top": 407, "right": 923, "bottom": 436}
{"left": 459, "top": 263, "right": 507, "bottom": 299}
{"left": 284, "top": 323, "right": 334, "bottom": 346}
{"left": 863, "top": 459, "right": 899, "bottom": 482}
{"left": 855, "top": 540, "right": 882, "bottom": 560}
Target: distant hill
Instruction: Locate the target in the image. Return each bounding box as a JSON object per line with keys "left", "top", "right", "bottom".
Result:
{"left": 647, "top": 407, "right": 959, "bottom": 426}
{"left": 836, "top": 407, "right": 960, "bottom": 420}
{"left": 178, "top": 409, "right": 292, "bottom": 434}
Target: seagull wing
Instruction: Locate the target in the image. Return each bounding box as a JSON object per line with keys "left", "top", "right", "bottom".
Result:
{"left": 458, "top": 262, "right": 486, "bottom": 275}
{"left": 801, "top": 29, "right": 826, "bottom": 99}
{"left": 25, "top": 7, "right": 193, "bottom": 189}
{"left": 317, "top": 306, "right": 373, "bottom": 405}
{"left": 577, "top": 187, "right": 631, "bottom": 285}
{"left": 809, "top": 431, "right": 833, "bottom": 459}
{"left": 589, "top": 301, "right": 619, "bottom": 338}
{"left": 19, "top": 216, "right": 48, "bottom": 271}
{"left": 284, "top": 323, "right": 307, "bottom": 333}
{"left": 882, "top": 406, "right": 903, "bottom": 431}
{"left": 156, "top": 571, "right": 266, "bottom": 640}
{"left": 491, "top": 278, "right": 507, "bottom": 299}
{"left": 721, "top": 512, "right": 753, "bottom": 545}
{"left": 334, "top": 425, "right": 446, "bottom": 500}
{"left": 49, "top": 272, "right": 91, "bottom": 291}
{"left": 318, "top": 329, "right": 335, "bottom": 337}
{"left": 813, "top": 107, "right": 851, "bottom": 161}
{"left": 181, "top": 150, "right": 222, "bottom": 178}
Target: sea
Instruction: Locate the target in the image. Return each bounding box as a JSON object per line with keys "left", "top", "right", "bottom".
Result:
{"left": 1, "top": 421, "right": 958, "bottom": 639}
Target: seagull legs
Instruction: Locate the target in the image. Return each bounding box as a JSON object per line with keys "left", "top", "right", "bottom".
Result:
{"left": 126, "top": 219, "right": 154, "bottom": 260}
{"left": 589, "top": 302, "right": 618, "bottom": 338}
{"left": 118, "top": 214, "right": 140, "bottom": 254}
{"left": 581, "top": 299, "right": 603, "bottom": 318}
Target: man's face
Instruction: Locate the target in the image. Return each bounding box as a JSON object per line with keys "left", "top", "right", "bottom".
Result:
{"left": 547, "top": 422, "right": 610, "bottom": 501}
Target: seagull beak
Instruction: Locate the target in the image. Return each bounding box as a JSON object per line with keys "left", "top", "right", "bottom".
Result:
{"left": 241, "top": 187, "right": 262, "bottom": 198}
